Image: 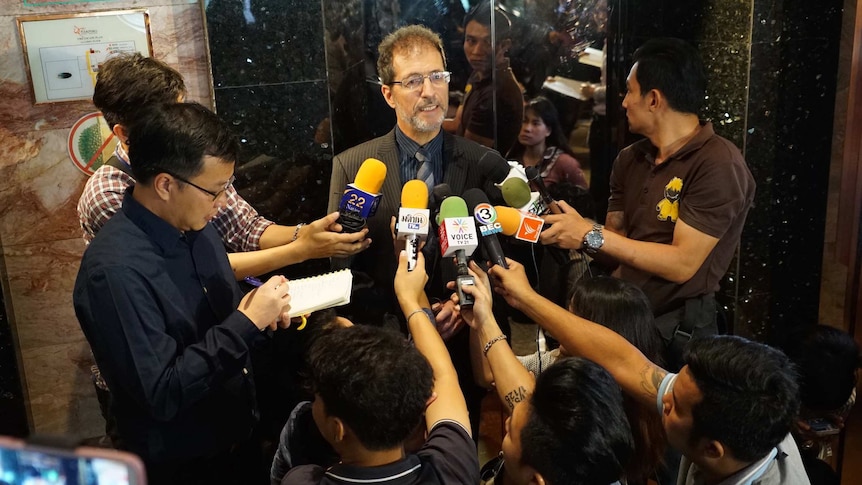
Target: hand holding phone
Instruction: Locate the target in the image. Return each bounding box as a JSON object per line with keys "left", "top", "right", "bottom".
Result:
{"left": 0, "top": 436, "right": 146, "bottom": 484}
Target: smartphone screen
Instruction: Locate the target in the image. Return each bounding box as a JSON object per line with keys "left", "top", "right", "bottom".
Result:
{"left": 806, "top": 418, "right": 840, "bottom": 437}
{"left": 0, "top": 437, "right": 144, "bottom": 485}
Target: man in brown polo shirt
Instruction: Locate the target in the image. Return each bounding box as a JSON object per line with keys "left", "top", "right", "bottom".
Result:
{"left": 539, "top": 38, "right": 755, "bottom": 370}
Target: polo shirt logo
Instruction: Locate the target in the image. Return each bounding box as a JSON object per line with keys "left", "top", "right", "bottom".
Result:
{"left": 656, "top": 176, "right": 683, "bottom": 222}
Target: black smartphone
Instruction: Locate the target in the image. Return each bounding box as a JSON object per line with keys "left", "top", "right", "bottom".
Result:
{"left": 0, "top": 436, "right": 146, "bottom": 484}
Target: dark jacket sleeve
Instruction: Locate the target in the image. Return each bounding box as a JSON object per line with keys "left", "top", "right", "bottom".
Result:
{"left": 74, "top": 265, "right": 261, "bottom": 422}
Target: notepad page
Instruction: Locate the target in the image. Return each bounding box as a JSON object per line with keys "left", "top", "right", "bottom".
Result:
{"left": 287, "top": 269, "right": 352, "bottom": 317}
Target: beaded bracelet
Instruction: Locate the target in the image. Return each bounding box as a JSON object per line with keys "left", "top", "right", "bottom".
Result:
{"left": 483, "top": 335, "right": 508, "bottom": 356}
{"left": 292, "top": 223, "right": 305, "bottom": 242}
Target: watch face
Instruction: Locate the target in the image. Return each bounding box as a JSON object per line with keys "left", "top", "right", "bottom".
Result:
{"left": 585, "top": 230, "right": 603, "bottom": 249}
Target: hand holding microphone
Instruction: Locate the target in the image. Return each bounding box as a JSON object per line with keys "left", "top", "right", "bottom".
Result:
{"left": 539, "top": 199, "right": 595, "bottom": 250}
{"left": 396, "top": 180, "right": 430, "bottom": 271}
{"left": 337, "top": 158, "right": 387, "bottom": 233}
{"left": 496, "top": 204, "right": 570, "bottom": 264}
{"left": 463, "top": 188, "right": 508, "bottom": 269}
{"left": 437, "top": 196, "right": 478, "bottom": 308}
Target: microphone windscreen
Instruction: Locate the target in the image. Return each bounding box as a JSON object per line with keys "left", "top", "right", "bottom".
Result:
{"left": 462, "top": 188, "right": 491, "bottom": 215}
{"left": 478, "top": 151, "right": 511, "bottom": 184}
{"left": 525, "top": 166, "right": 540, "bottom": 182}
{"left": 401, "top": 180, "right": 429, "bottom": 209}
{"left": 432, "top": 183, "right": 452, "bottom": 202}
{"left": 354, "top": 158, "right": 387, "bottom": 194}
{"left": 438, "top": 196, "right": 470, "bottom": 220}
{"left": 495, "top": 206, "right": 522, "bottom": 236}
{"left": 501, "top": 177, "right": 532, "bottom": 208}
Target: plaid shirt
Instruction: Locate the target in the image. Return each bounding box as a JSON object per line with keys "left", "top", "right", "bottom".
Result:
{"left": 77, "top": 145, "right": 273, "bottom": 252}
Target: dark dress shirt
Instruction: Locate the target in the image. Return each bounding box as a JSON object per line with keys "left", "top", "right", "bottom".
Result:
{"left": 396, "top": 126, "right": 443, "bottom": 184}
{"left": 73, "top": 188, "right": 264, "bottom": 465}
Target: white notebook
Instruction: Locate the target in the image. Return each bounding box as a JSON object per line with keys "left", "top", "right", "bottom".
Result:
{"left": 287, "top": 269, "right": 352, "bottom": 317}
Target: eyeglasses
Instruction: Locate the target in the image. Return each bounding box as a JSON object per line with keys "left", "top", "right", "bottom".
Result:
{"left": 168, "top": 172, "right": 235, "bottom": 201}
{"left": 391, "top": 71, "right": 451, "bottom": 90}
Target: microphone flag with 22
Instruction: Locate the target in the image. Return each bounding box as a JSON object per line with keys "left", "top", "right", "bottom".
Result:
{"left": 337, "top": 158, "right": 387, "bottom": 233}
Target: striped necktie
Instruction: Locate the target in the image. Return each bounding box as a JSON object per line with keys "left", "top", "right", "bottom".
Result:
{"left": 415, "top": 148, "right": 434, "bottom": 192}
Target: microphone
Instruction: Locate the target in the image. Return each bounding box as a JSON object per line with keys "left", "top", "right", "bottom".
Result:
{"left": 337, "top": 158, "right": 387, "bottom": 233}
{"left": 495, "top": 205, "right": 544, "bottom": 244}
{"left": 431, "top": 183, "right": 453, "bottom": 225}
{"left": 463, "top": 188, "right": 508, "bottom": 269}
{"left": 525, "top": 166, "right": 562, "bottom": 214}
{"left": 500, "top": 177, "right": 548, "bottom": 215}
{"left": 478, "top": 151, "right": 512, "bottom": 184}
{"left": 496, "top": 205, "right": 571, "bottom": 264}
{"left": 437, "top": 196, "right": 479, "bottom": 308}
{"left": 397, "top": 180, "right": 430, "bottom": 272}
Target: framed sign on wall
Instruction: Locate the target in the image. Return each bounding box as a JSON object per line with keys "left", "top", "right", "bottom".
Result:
{"left": 16, "top": 9, "right": 152, "bottom": 104}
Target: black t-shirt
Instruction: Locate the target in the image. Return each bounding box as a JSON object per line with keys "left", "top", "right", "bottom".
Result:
{"left": 281, "top": 420, "right": 478, "bottom": 485}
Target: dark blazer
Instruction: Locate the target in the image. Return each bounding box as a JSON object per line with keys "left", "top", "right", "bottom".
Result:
{"left": 328, "top": 129, "right": 504, "bottom": 323}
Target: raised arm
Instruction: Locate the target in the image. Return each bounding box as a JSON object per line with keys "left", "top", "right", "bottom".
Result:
{"left": 455, "top": 262, "right": 535, "bottom": 414}
{"left": 394, "top": 251, "right": 471, "bottom": 434}
{"left": 489, "top": 259, "right": 667, "bottom": 408}
{"left": 227, "top": 212, "right": 370, "bottom": 279}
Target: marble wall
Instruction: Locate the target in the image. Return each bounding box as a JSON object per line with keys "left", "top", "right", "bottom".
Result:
{"left": 204, "top": 0, "right": 332, "bottom": 280}
{"left": 0, "top": 0, "right": 212, "bottom": 437}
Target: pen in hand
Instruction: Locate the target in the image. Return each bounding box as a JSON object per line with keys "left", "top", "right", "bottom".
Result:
{"left": 243, "top": 276, "right": 307, "bottom": 330}
{"left": 244, "top": 276, "right": 264, "bottom": 287}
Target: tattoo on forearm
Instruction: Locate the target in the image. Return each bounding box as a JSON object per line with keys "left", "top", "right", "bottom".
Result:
{"left": 638, "top": 364, "right": 666, "bottom": 400}
{"left": 504, "top": 386, "right": 528, "bottom": 410}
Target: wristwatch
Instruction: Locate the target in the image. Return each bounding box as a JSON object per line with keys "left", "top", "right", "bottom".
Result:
{"left": 582, "top": 223, "right": 604, "bottom": 254}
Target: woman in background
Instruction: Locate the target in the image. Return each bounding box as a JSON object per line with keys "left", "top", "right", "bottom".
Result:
{"left": 507, "top": 96, "right": 588, "bottom": 189}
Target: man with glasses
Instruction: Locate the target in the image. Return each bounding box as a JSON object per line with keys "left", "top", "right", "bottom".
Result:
{"left": 77, "top": 54, "right": 370, "bottom": 459}
{"left": 79, "top": 53, "right": 370, "bottom": 280}
{"left": 328, "top": 24, "right": 504, "bottom": 331}
{"left": 328, "top": 24, "right": 506, "bottom": 438}
{"left": 74, "top": 102, "right": 293, "bottom": 484}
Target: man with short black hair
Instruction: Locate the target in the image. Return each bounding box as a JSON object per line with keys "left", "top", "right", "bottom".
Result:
{"left": 539, "top": 38, "right": 756, "bottom": 370}
{"left": 80, "top": 53, "right": 369, "bottom": 275}
{"left": 491, "top": 259, "right": 810, "bottom": 485}
{"left": 74, "top": 102, "right": 293, "bottom": 484}
{"left": 445, "top": 3, "right": 524, "bottom": 153}
{"left": 282, "top": 252, "right": 478, "bottom": 484}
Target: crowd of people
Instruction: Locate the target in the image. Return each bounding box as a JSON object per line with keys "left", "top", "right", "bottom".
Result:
{"left": 70, "top": 4, "right": 857, "bottom": 485}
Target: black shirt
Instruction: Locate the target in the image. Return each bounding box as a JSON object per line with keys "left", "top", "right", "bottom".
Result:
{"left": 73, "top": 188, "right": 264, "bottom": 463}
{"left": 281, "top": 421, "right": 479, "bottom": 485}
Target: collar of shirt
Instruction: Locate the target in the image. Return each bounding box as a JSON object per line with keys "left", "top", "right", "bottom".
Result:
{"left": 688, "top": 446, "right": 779, "bottom": 485}
{"left": 121, "top": 186, "right": 199, "bottom": 253}
{"left": 323, "top": 455, "right": 423, "bottom": 484}
{"left": 634, "top": 121, "right": 715, "bottom": 165}
{"left": 114, "top": 143, "right": 133, "bottom": 168}
{"left": 395, "top": 125, "right": 443, "bottom": 183}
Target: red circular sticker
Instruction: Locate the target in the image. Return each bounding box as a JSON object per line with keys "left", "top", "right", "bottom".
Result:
{"left": 68, "top": 112, "right": 117, "bottom": 176}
